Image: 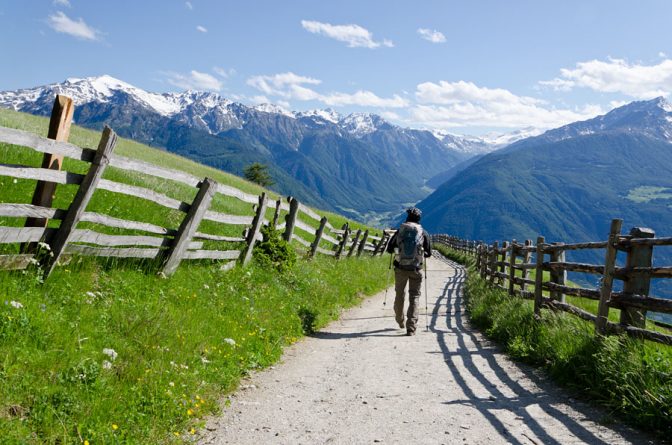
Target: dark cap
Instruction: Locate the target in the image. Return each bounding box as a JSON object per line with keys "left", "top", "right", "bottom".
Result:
{"left": 406, "top": 207, "right": 422, "bottom": 222}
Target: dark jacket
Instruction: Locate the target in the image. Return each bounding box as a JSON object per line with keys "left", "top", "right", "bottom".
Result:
{"left": 386, "top": 225, "right": 432, "bottom": 269}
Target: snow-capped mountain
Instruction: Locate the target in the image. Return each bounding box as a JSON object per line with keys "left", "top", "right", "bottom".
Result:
{"left": 0, "top": 75, "right": 477, "bottom": 221}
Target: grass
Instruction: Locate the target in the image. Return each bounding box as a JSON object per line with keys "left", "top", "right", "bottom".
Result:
{"left": 0, "top": 108, "right": 393, "bottom": 442}
{"left": 435, "top": 244, "right": 672, "bottom": 438}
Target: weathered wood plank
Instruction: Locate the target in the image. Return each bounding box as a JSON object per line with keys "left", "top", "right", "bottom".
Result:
{"left": 44, "top": 127, "right": 118, "bottom": 276}
{"left": 617, "top": 236, "right": 672, "bottom": 248}
{"left": 0, "top": 254, "right": 34, "bottom": 270}
{"left": 543, "top": 298, "right": 597, "bottom": 323}
{"left": 596, "top": 219, "right": 622, "bottom": 334}
{"left": 220, "top": 260, "right": 237, "bottom": 272}
{"left": 357, "top": 230, "right": 369, "bottom": 257}
{"left": 0, "top": 164, "right": 83, "bottom": 184}
{"left": 70, "top": 229, "right": 167, "bottom": 247}
{"left": 161, "top": 178, "right": 216, "bottom": 275}
{"left": 543, "top": 282, "right": 600, "bottom": 300}
{"left": 534, "top": 237, "right": 545, "bottom": 316}
{"left": 283, "top": 197, "right": 299, "bottom": 243}
{"left": 544, "top": 261, "right": 604, "bottom": 275}
{"left": 203, "top": 211, "right": 254, "bottom": 226}
{"left": 216, "top": 183, "right": 258, "bottom": 204}
{"left": 610, "top": 293, "right": 672, "bottom": 314}
{"left": 98, "top": 179, "right": 189, "bottom": 212}
{"left": 80, "top": 211, "right": 174, "bottom": 235}
{"left": 0, "top": 203, "right": 65, "bottom": 220}
{"left": 0, "top": 227, "right": 53, "bottom": 244}
{"left": 309, "top": 217, "right": 327, "bottom": 258}
{"left": 298, "top": 203, "right": 322, "bottom": 222}
{"left": 183, "top": 249, "right": 241, "bottom": 260}
{"left": 65, "top": 244, "right": 159, "bottom": 258}
{"left": 606, "top": 321, "right": 672, "bottom": 346}
{"left": 316, "top": 246, "right": 336, "bottom": 256}
{"left": 542, "top": 241, "right": 607, "bottom": 252}
{"left": 293, "top": 234, "right": 311, "bottom": 248}
{"left": 109, "top": 155, "right": 200, "bottom": 187}
{"left": 241, "top": 193, "right": 267, "bottom": 266}
{"left": 0, "top": 126, "right": 93, "bottom": 162}
{"left": 193, "top": 232, "right": 245, "bottom": 243}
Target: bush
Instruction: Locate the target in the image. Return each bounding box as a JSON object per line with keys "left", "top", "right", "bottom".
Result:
{"left": 253, "top": 224, "right": 297, "bottom": 272}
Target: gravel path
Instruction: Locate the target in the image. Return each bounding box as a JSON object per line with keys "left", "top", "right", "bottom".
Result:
{"left": 199, "top": 255, "right": 657, "bottom": 445}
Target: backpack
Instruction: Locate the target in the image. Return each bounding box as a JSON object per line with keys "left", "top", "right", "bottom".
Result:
{"left": 396, "top": 222, "right": 424, "bottom": 271}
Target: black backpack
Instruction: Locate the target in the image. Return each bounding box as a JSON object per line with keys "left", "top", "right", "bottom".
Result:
{"left": 396, "top": 222, "right": 424, "bottom": 270}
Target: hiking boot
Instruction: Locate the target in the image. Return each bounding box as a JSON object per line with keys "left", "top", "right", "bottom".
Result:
{"left": 397, "top": 319, "right": 405, "bottom": 329}
{"left": 406, "top": 330, "right": 415, "bottom": 336}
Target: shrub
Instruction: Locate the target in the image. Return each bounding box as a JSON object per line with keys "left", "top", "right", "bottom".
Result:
{"left": 253, "top": 224, "right": 297, "bottom": 272}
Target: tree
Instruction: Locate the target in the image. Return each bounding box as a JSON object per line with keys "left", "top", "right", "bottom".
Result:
{"left": 243, "top": 162, "right": 274, "bottom": 187}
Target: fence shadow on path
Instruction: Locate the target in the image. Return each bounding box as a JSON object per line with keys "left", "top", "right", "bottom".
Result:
{"left": 311, "top": 328, "right": 403, "bottom": 340}
{"left": 430, "top": 254, "right": 648, "bottom": 445}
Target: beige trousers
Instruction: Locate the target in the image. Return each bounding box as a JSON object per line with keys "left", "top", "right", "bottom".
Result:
{"left": 394, "top": 268, "right": 423, "bottom": 333}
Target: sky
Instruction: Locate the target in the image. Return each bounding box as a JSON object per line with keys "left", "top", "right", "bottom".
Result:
{"left": 1, "top": 0, "right": 672, "bottom": 136}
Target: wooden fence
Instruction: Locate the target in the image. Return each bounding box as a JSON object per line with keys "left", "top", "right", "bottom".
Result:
{"left": 0, "top": 96, "right": 389, "bottom": 278}
{"left": 432, "top": 222, "right": 672, "bottom": 347}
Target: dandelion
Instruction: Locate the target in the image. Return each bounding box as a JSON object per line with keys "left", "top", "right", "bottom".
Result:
{"left": 112, "top": 424, "right": 118, "bottom": 430}
{"left": 190, "top": 427, "right": 196, "bottom": 434}
{"left": 174, "top": 432, "right": 180, "bottom": 437}
{"left": 84, "top": 441, "right": 90, "bottom": 445}
{"left": 223, "top": 338, "right": 236, "bottom": 346}
{"left": 187, "top": 408, "right": 193, "bottom": 416}
{"left": 102, "top": 348, "right": 118, "bottom": 361}
{"left": 9, "top": 301, "right": 23, "bottom": 309}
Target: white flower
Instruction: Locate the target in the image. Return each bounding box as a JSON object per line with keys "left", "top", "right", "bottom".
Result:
{"left": 102, "top": 348, "right": 118, "bottom": 361}
{"left": 37, "top": 242, "right": 51, "bottom": 251}
{"left": 102, "top": 360, "right": 113, "bottom": 370}
{"left": 203, "top": 284, "right": 210, "bottom": 289}
{"left": 223, "top": 338, "right": 236, "bottom": 346}
{"left": 9, "top": 301, "right": 23, "bottom": 309}
{"left": 201, "top": 356, "right": 210, "bottom": 364}
{"left": 86, "top": 291, "right": 96, "bottom": 298}
{"left": 169, "top": 381, "right": 175, "bottom": 387}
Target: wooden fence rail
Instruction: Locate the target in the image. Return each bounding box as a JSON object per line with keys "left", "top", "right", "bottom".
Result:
{"left": 0, "top": 95, "right": 385, "bottom": 278}
{"left": 432, "top": 221, "right": 672, "bottom": 347}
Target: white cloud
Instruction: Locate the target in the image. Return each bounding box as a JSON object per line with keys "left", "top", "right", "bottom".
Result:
{"left": 196, "top": 25, "right": 207, "bottom": 33}
{"left": 412, "top": 80, "right": 602, "bottom": 129}
{"left": 301, "top": 20, "right": 393, "bottom": 49}
{"left": 47, "top": 11, "right": 101, "bottom": 41}
{"left": 417, "top": 28, "right": 446, "bottom": 43}
{"left": 164, "top": 70, "right": 223, "bottom": 91}
{"left": 247, "top": 71, "right": 407, "bottom": 108}
{"left": 660, "top": 52, "right": 668, "bottom": 58}
{"left": 53, "top": 0, "right": 71, "bottom": 7}
{"left": 540, "top": 58, "right": 672, "bottom": 99}
{"left": 213, "top": 66, "right": 235, "bottom": 78}
{"left": 185, "top": 1, "right": 193, "bottom": 10}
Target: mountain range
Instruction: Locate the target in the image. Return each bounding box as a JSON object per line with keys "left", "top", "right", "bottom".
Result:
{"left": 0, "top": 75, "right": 512, "bottom": 222}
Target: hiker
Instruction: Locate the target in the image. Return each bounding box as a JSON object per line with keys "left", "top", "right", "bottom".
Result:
{"left": 386, "top": 207, "right": 432, "bottom": 336}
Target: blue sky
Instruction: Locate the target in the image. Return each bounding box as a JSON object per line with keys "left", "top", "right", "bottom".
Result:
{"left": 1, "top": 0, "right": 672, "bottom": 135}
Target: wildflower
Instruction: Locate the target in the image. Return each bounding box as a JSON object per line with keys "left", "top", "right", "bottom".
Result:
{"left": 174, "top": 432, "right": 180, "bottom": 437}
{"left": 84, "top": 441, "right": 90, "bottom": 445}
{"left": 102, "top": 348, "right": 118, "bottom": 361}
{"left": 37, "top": 242, "right": 51, "bottom": 251}
{"left": 223, "top": 338, "right": 236, "bottom": 346}
{"left": 187, "top": 408, "right": 193, "bottom": 416}
{"left": 13, "top": 178, "right": 17, "bottom": 184}
{"left": 9, "top": 301, "right": 23, "bottom": 309}
{"left": 112, "top": 424, "right": 118, "bottom": 430}
{"left": 201, "top": 356, "right": 210, "bottom": 364}
{"left": 190, "top": 428, "right": 196, "bottom": 434}
{"left": 203, "top": 284, "right": 210, "bottom": 289}
{"left": 169, "top": 382, "right": 175, "bottom": 387}
{"left": 102, "top": 360, "right": 113, "bottom": 370}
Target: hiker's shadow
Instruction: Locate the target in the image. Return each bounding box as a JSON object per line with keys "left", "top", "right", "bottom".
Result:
{"left": 430, "top": 255, "right": 651, "bottom": 445}
{"left": 311, "top": 328, "right": 403, "bottom": 340}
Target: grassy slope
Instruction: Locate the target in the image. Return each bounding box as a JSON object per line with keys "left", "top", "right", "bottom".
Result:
{"left": 435, "top": 244, "right": 672, "bottom": 438}
{"left": 0, "top": 109, "right": 391, "bottom": 443}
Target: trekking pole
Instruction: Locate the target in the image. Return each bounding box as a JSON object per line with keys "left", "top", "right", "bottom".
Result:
{"left": 383, "top": 252, "right": 393, "bottom": 307}
{"left": 424, "top": 259, "right": 429, "bottom": 332}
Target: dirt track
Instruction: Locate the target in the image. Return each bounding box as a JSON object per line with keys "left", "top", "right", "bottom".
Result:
{"left": 199, "top": 255, "right": 657, "bottom": 445}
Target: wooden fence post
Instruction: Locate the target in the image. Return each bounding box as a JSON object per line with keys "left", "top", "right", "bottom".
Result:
{"left": 23, "top": 95, "right": 75, "bottom": 252}
{"left": 357, "top": 229, "right": 369, "bottom": 257}
{"left": 283, "top": 196, "right": 299, "bottom": 242}
{"left": 508, "top": 240, "right": 517, "bottom": 296}
{"left": 271, "top": 198, "right": 282, "bottom": 227}
{"left": 309, "top": 216, "right": 328, "bottom": 258}
{"left": 489, "top": 241, "right": 498, "bottom": 284}
{"left": 42, "top": 126, "right": 118, "bottom": 277}
{"left": 620, "top": 227, "right": 655, "bottom": 328}
{"left": 348, "top": 229, "right": 362, "bottom": 257}
{"left": 534, "top": 236, "right": 545, "bottom": 317}
{"left": 336, "top": 224, "right": 350, "bottom": 259}
{"left": 373, "top": 232, "right": 387, "bottom": 256}
{"left": 596, "top": 219, "right": 622, "bottom": 334}
{"left": 499, "top": 241, "right": 509, "bottom": 286}
{"left": 241, "top": 193, "right": 268, "bottom": 266}
{"left": 521, "top": 239, "right": 532, "bottom": 293}
{"left": 550, "top": 242, "right": 566, "bottom": 302}
{"left": 161, "top": 178, "right": 218, "bottom": 276}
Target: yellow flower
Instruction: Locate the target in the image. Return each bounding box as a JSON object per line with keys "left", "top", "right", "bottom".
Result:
{"left": 190, "top": 428, "right": 196, "bottom": 435}
{"left": 84, "top": 441, "right": 90, "bottom": 445}
{"left": 174, "top": 432, "right": 180, "bottom": 437}
{"left": 112, "top": 424, "right": 118, "bottom": 430}
{"left": 187, "top": 409, "right": 194, "bottom": 416}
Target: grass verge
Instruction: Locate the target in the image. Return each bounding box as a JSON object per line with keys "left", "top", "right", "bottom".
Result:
{"left": 0, "top": 254, "right": 390, "bottom": 443}
{"left": 434, "top": 244, "right": 672, "bottom": 438}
